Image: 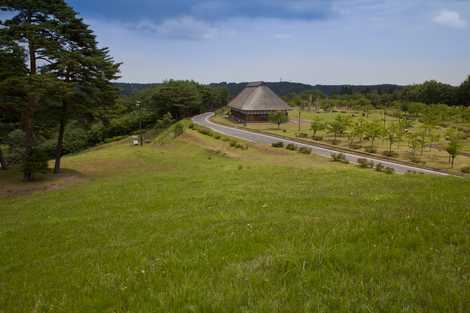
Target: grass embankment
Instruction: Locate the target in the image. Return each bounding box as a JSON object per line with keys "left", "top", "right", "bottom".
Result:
{"left": 212, "top": 109, "right": 470, "bottom": 174}
{"left": 0, "top": 128, "right": 469, "bottom": 312}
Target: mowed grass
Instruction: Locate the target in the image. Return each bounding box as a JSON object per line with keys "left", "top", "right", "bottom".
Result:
{"left": 0, "top": 130, "right": 469, "bottom": 312}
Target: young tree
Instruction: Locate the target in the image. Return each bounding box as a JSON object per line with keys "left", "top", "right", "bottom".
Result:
{"left": 268, "top": 112, "right": 288, "bottom": 129}
{"left": 310, "top": 117, "right": 325, "bottom": 138}
{"left": 327, "top": 115, "right": 350, "bottom": 144}
{"left": 383, "top": 123, "right": 400, "bottom": 154}
{"left": 364, "top": 121, "right": 383, "bottom": 149}
{"left": 446, "top": 141, "right": 460, "bottom": 168}
{"left": 407, "top": 132, "right": 421, "bottom": 160}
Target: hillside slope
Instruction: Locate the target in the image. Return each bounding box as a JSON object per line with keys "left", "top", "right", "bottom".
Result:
{"left": 0, "top": 130, "right": 468, "bottom": 312}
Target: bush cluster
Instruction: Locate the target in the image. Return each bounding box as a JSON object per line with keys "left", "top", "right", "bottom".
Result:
{"left": 191, "top": 124, "right": 247, "bottom": 150}
{"left": 382, "top": 150, "right": 398, "bottom": 157}
{"left": 375, "top": 163, "right": 395, "bottom": 174}
{"left": 461, "top": 166, "right": 470, "bottom": 174}
{"left": 230, "top": 140, "right": 248, "bottom": 150}
{"left": 331, "top": 153, "right": 349, "bottom": 163}
{"left": 296, "top": 133, "right": 308, "bottom": 138}
{"left": 364, "top": 146, "right": 377, "bottom": 153}
{"left": 357, "top": 158, "right": 374, "bottom": 168}
{"left": 285, "top": 143, "right": 297, "bottom": 151}
{"left": 298, "top": 147, "right": 312, "bottom": 154}
{"left": 271, "top": 142, "right": 284, "bottom": 148}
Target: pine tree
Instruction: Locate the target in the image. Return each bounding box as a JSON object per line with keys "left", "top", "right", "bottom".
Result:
{"left": 0, "top": 1, "right": 121, "bottom": 177}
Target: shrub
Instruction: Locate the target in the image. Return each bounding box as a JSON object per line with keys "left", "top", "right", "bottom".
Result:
{"left": 384, "top": 167, "right": 395, "bottom": 174}
{"left": 296, "top": 132, "right": 308, "bottom": 138}
{"left": 272, "top": 142, "right": 284, "bottom": 148}
{"left": 298, "top": 147, "right": 312, "bottom": 154}
{"left": 88, "top": 122, "right": 105, "bottom": 145}
{"left": 21, "top": 147, "right": 48, "bottom": 177}
{"left": 357, "top": 158, "right": 374, "bottom": 168}
{"left": 104, "top": 135, "right": 127, "bottom": 143}
{"left": 312, "top": 135, "right": 323, "bottom": 141}
{"left": 349, "top": 143, "right": 362, "bottom": 150}
{"left": 461, "top": 166, "right": 470, "bottom": 174}
{"left": 173, "top": 123, "right": 184, "bottom": 138}
{"left": 230, "top": 141, "right": 247, "bottom": 150}
{"left": 286, "top": 143, "right": 297, "bottom": 151}
{"left": 382, "top": 150, "right": 398, "bottom": 157}
{"left": 198, "top": 128, "right": 213, "bottom": 137}
{"left": 188, "top": 123, "right": 195, "bottom": 129}
{"left": 410, "top": 156, "right": 425, "bottom": 165}
{"left": 214, "top": 135, "right": 221, "bottom": 140}
{"left": 331, "top": 153, "right": 349, "bottom": 163}
{"left": 375, "top": 163, "right": 385, "bottom": 172}
{"left": 64, "top": 125, "right": 89, "bottom": 154}
{"left": 364, "top": 146, "right": 377, "bottom": 153}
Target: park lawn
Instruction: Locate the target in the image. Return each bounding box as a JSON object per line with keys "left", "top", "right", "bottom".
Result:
{"left": 213, "top": 110, "right": 470, "bottom": 173}
{"left": 0, "top": 129, "right": 469, "bottom": 312}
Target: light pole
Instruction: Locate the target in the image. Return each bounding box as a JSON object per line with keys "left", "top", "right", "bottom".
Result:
{"left": 136, "top": 100, "right": 143, "bottom": 146}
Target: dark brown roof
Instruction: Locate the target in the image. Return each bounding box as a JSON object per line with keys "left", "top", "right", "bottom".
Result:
{"left": 228, "top": 82, "right": 291, "bottom": 111}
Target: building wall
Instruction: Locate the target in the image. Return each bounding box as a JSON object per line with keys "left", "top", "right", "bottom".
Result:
{"left": 230, "top": 109, "right": 288, "bottom": 123}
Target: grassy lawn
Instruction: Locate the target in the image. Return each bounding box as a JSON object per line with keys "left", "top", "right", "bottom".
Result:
{"left": 213, "top": 109, "right": 470, "bottom": 174}
{"left": 1, "top": 129, "right": 469, "bottom": 312}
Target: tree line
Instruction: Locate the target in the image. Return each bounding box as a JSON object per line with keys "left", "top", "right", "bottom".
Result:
{"left": 284, "top": 77, "right": 470, "bottom": 108}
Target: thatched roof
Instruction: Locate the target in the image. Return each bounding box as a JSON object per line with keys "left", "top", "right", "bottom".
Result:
{"left": 228, "top": 82, "right": 291, "bottom": 111}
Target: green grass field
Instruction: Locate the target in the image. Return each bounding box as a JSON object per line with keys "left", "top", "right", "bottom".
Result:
{"left": 213, "top": 109, "right": 470, "bottom": 173}
{"left": 1, "top": 129, "right": 469, "bottom": 312}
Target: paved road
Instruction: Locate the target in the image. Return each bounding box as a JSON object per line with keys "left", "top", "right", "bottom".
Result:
{"left": 192, "top": 112, "right": 449, "bottom": 176}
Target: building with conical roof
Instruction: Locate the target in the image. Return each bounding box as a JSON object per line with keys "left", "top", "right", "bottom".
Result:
{"left": 228, "top": 82, "right": 291, "bottom": 122}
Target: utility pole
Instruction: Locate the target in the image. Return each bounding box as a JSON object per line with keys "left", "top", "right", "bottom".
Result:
{"left": 136, "top": 100, "right": 143, "bottom": 146}
{"left": 298, "top": 110, "right": 301, "bottom": 133}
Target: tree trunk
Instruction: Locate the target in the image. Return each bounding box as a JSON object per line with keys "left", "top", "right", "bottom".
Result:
{"left": 0, "top": 147, "right": 7, "bottom": 170}
{"left": 22, "top": 98, "right": 35, "bottom": 181}
{"left": 54, "top": 103, "right": 67, "bottom": 174}
{"left": 23, "top": 20, "right": 36, "bottom": 181}
{"left": 451, "top": 156, "right": 455, "bottom": 168}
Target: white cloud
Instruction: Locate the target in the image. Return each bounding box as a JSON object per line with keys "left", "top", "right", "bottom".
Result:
{"left": 433, "top": 9, "right": 467, "bottom": 29}
{"left": 134, "top": 16, "right": 217, "bottom": 40}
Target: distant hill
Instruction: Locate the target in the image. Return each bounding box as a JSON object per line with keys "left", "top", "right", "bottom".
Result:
{"left": 210, "top": 82, "right": 404, "bottom": 98}
{"left": 114, "top": 81, "right": 403, "bottom": 97}
{"left": 113, "top": 83, "right": 161, "bottom": 96}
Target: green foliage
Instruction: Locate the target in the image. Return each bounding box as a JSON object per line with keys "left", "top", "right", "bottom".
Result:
{"left": 310, "top": 117, "right": 325, "bottom": 137}
{"left": 20, "top": 147, "right": 48, "bottom": 178}
{"left": 357, "top": 158, "right": 374, "bottom": 168}
{"left": 460, "top": 166, "right": 470, "bottom": 174}
{"left": 298, "top": 147, "right": 312, "bottom": 154}
{"left": 327, "top": 115, "right": 351, "bottom": 144}
{"left": 446, "top": 141, "right": 461, "bottom": 168}
{"left": 63, "top": 124, "right": 89, "bottom": 154}
{"left": 173, "top": 124, "right": 184, "bottom": 138}
{"left": 285, "top": 143, "right": 297, "bottom": 151}
{"left": 268, "top": 112, "right": 288, "bottom": 128}
{"left": 330, "top": 153, "right": 349, "bottom": 163}
{"left": 150, "top": 80, "right": 227, "bottom": 120}
{"left": 271, "top": 142, "right": 284, "bottom": 148}
{"left": 364, "top": 120, "right": 383, "bottom": 148}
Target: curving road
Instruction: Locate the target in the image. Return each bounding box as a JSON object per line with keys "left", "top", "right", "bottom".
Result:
{"left": 192, "top": 112, "right": 449, "bottom": 176}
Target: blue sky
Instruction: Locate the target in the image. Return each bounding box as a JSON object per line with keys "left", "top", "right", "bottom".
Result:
{"left": 67, "top": 0, "right": 470, "bottom": 85}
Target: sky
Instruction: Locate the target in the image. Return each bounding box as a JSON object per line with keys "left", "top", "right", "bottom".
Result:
{"left": 66, "top": 0, "right": 470, "bottom": 85}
